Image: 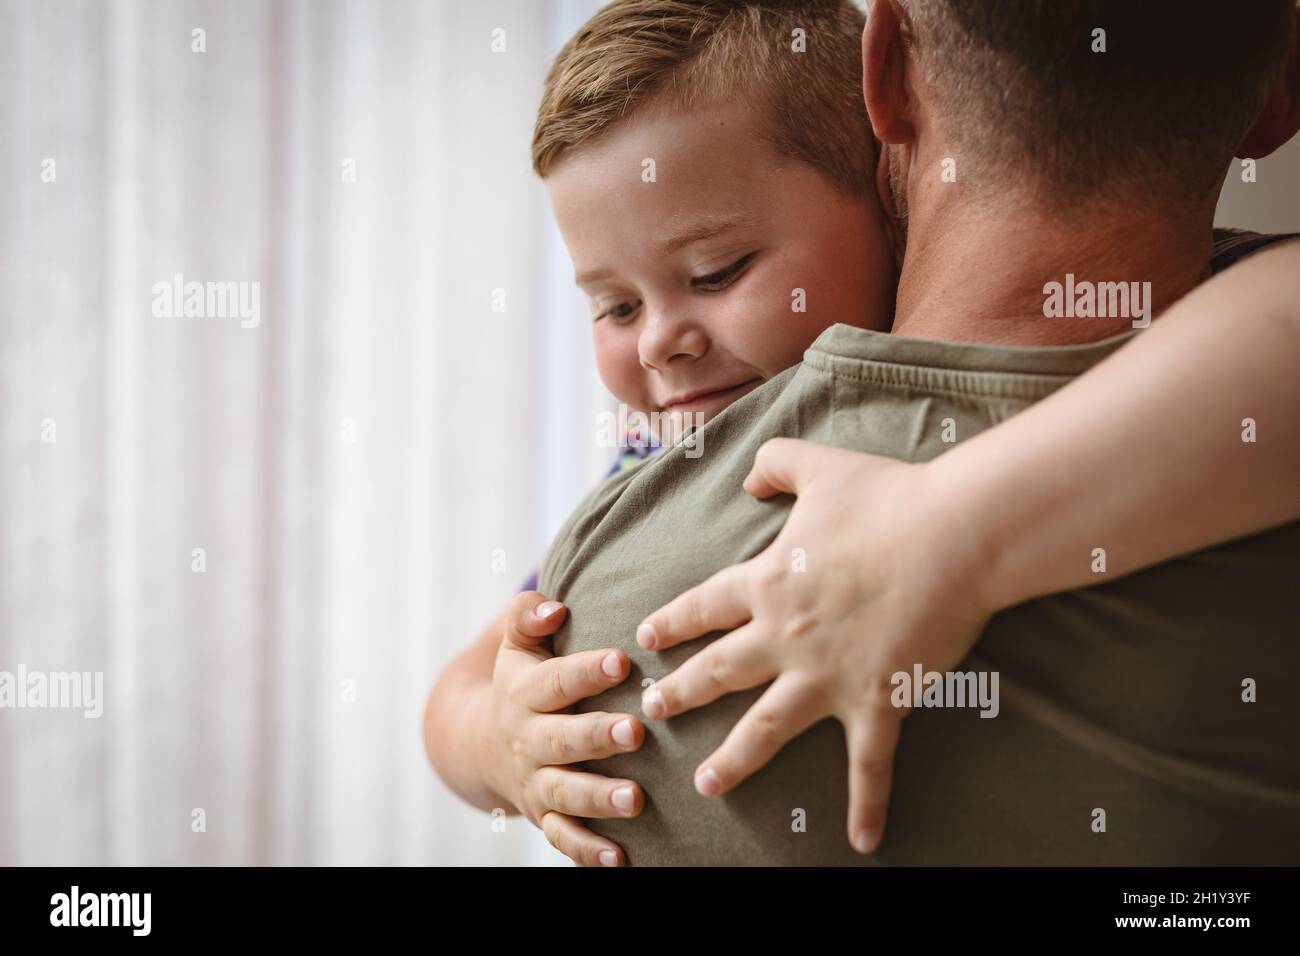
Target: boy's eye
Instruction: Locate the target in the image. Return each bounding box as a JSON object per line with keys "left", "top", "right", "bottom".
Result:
{"left": 595, "top": 299, "right": 642, "bottom": 324}
{"left": 692, "top": 253, "right": 756, "bottom": 291}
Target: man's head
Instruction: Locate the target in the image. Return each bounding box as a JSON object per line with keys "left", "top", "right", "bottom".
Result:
{"left": 533, "top": 0, "right": 896, "bottom": 427}
{"left": 867, "top": 0, "right": 1300, "bottom": 226}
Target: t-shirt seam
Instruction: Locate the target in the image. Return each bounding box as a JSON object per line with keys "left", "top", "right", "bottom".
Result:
{"left": 803, "top": 351, "right": 1073, "bottom": 402}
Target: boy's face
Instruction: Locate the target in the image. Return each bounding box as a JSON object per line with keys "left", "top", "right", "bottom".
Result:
{"left": 547, "top": 99, "right": 896, "bottom": 426}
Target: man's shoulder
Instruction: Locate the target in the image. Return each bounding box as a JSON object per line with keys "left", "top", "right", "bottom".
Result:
{"left": 1211, "top": 227, "right": 1300, "bottom": 274}
{"left": 537, "top": 362, "right": 813, "bottom": 598}
{"left": 537, "top": 460, "right": 643, "bottom": 599}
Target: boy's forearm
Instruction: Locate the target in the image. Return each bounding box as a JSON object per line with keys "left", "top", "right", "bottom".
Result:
{"left": 424, "top": 647, "right": 519, "bottom": 815}
{"left": 937, "top": 238, "right": 1300, "bottom": 613}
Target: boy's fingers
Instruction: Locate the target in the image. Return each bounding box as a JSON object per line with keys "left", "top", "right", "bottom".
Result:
{"left": 742, "top": 437, "right": 821, "bottom": 499}
{"left": 539, "top": 811, "right": 627, "bottom": 867}
{"left": 532, "top": 766, "right": 644, "bottom": 821}
{"left": 519, "top": 649, "right": 630, "bottom": 712}
{"left": 641, "top": 624, "right": 769, "bottom": 720}
{"left": 690, "top": 675, "right": 824, "bottom": 799}
{"left": 845, "top": 713, "right": 902, "bottom": 856}
{"left": 528, "top": 711, "right": 644, "bottom": 764}
{"left": 745, "top": 442, "right": 898, "bottom": 500}
{"left": 503, "top": 591, "right": 567, "bottom": 649}
{"left": 637, "top": 563, "right": 751, "bottom": 651}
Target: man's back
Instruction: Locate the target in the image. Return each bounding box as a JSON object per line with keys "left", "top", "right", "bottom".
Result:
{"left": 540, "top": 323, "right": 1300, "bottom": 865}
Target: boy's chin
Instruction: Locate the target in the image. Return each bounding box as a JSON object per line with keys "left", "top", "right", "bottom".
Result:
{"left": 655, "top": 380, "right": 766, "bottom": 430}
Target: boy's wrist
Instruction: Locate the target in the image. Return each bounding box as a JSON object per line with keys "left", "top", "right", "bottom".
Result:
{"left": 467, "top": 681, "right": 519, "bottom": 815}
{"left": 437, "top": 676, "right": 518, "bottom": 815}
{"left": 922, "top": 454, "right": 1016, "bottom": 618}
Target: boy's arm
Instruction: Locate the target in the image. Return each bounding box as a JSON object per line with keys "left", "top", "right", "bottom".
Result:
{"left": 422, "top": 605, "right": 516, "bottom": 813}
{"left": 945, "top": 235, "right": 1300, "bottom": 611}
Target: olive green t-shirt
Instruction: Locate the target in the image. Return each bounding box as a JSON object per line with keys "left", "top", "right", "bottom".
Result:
{"left": 539, "top": 324, "right": 1300, "bottom": 865}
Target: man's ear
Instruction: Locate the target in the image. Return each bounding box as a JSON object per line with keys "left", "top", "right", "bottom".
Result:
{"left": 1238, "top": 8, "right": 1300, "bottom": 158}
{"left": 875, "top": 144, "right": 906, "bottom": 267}
{"left": 862, "top": 0, "right": 915, "bottom": 145}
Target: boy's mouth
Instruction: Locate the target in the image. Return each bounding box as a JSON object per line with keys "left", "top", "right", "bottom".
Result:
{"left": 660, "top": 378, "right": 763, "bottom": 416}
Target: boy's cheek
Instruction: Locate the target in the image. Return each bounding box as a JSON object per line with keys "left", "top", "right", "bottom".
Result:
{"left": 593, "top": 336, "right": 652, "bottom": 410}
{"left": 723, "top": 291, "right": 828, "bottom": 368}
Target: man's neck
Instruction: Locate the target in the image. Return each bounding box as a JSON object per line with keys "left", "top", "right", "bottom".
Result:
{"left": 890, "top": 198, "right": 1216, "bottom": 346}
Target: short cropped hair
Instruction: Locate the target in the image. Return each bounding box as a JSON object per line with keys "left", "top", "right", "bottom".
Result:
{"left": 532, "top": 0, "right": 877, "bottom": 197}
{"left": 900, "top": 0, "right": 1297, "bottom": 205}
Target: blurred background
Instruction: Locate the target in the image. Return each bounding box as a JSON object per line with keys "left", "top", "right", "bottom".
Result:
{"left": 2, "top": 0, "right": 1298, "bottom": 866}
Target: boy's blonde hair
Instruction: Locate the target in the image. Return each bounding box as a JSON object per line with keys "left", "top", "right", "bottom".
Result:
{"left": 532, "top": 0, "right": 876, "bottom": 196}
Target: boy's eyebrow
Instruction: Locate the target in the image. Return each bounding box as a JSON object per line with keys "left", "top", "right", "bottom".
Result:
{"left": 656, "top": 214, "right": 758, "bottom": 254}
{"left": 574, "top": 266, "right": 613, "bottom": 287}
{"left": 573, "top": 214, "right": 759, "bottom": 287}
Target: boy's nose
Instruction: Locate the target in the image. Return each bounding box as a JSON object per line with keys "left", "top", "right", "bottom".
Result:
{"left": 637, "top": 307, "right": 709, "bottom": 371}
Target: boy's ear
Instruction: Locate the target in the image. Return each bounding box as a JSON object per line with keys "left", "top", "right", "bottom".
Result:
{"left": 862, "top": 0, "right": 915, "bottom": 146}
{"left": 1238, "top": 7, "right": 1300, "bottom": 158}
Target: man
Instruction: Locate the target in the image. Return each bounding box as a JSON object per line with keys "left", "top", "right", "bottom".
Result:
{"left": 539, "top": 0, "right": 1300, "bottom": 864}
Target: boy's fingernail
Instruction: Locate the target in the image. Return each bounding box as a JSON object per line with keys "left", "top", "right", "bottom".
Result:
{"left": 642, "top": 687, "right": 665, "bottom": 719}
{"left": 601, "top": 653, "right": 622, "bottom": 678}
{"left": 537, "top": 601, "right": 562, "bottom": 619}
{"left": 695, "top": 766, "right": 723, "bottom": 798}
{"left": 611, "top": 785, "right": 636, "bottom": 813}
{"left": 598, "top": 850, "right": 619, "bottom": 867}
{"left": 853, "top": 829, "right": 880, "bottom": 855}
{"left": 636, "top": 622, "right": 657, "bottom": 649}
{"left": 611, "top": 718, "right": 636, "bottom": 748}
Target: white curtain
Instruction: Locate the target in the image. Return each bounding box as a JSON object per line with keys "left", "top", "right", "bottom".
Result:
{"left": 0, "top": 0, "right": 610, "bottom": 865}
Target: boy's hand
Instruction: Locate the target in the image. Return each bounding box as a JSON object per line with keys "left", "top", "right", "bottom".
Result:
{"left": 635, "top": 439, "right": 995, "bottom": 856}
{"left": 487, "top": 590, "right": 647, "bottom": 866}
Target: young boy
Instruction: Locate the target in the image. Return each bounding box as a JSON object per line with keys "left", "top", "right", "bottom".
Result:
{"left": 424, "top": 0, "right": 1300, "bottom": 866}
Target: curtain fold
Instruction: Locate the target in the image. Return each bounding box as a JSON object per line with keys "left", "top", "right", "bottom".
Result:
{"left": 1, "top": 0, "right": 606, "bottom": 866}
